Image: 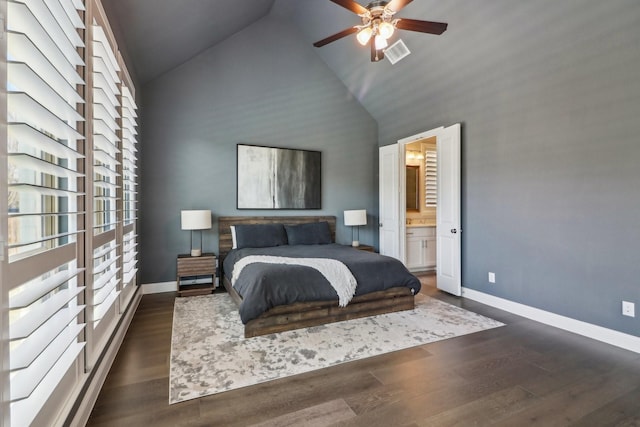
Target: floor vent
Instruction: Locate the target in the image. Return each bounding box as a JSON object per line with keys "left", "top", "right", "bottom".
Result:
{"left": 385, "top": 39, "right": 411, "bottom": 64}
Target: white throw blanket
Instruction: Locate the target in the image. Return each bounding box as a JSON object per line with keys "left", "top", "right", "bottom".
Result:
{"left": 231, "top": 255, "right": 357, "bottom": 307}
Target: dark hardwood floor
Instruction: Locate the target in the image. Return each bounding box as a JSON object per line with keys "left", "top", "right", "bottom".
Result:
{"left": 86, "top": 274, "right": 640, "bottom": 426}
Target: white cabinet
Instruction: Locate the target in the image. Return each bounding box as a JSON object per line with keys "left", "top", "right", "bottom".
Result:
{"left": 406, "top": 234, "right": 426, "bottom": 270}
{"left": 405, "top": 227, "right": 436, "bottom": 271}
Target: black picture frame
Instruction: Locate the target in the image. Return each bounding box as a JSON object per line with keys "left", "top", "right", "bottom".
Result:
{"left": 236, "top": 144, "right": 321, "bottom": 209}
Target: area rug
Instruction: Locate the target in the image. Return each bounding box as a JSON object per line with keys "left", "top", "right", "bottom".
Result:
{"left": 170, "top": 293, "right": 504, "bottom": 404}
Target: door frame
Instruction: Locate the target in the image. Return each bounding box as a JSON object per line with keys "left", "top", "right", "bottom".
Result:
{"left": 397, "top": 127, "right": 444, "bottom": 264}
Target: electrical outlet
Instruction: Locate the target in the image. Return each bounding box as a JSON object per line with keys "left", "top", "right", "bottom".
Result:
{"left": 622, "top": 301, "right": 635, "bottom": 317}
{"left": 488, "top": 272, "right": 496, "bottom": 283}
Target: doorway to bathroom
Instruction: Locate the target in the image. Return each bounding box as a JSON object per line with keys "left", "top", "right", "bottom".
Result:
{"left": 379, "top": 124, "right": 461, "bottom": 296}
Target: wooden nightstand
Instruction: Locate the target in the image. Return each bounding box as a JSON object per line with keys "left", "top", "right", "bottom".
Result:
{"left": 353, "top": 245, "right": 375, "bottom": 252}
{"left": 176, "top": 253, "right": 216, "bottom": 297}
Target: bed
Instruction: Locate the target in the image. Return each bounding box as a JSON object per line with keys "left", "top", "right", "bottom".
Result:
{"left": 219, "top": 216, "right": 421, "bottom": 337}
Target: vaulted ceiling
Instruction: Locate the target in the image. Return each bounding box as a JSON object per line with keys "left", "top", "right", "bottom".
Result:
{"left": 102, "top": 0, "right": 459, "bottom": 134}
{"left": 103, "top": 0, "right": 626, "bottom": 146}
{"left": 102, "top": 0, "right": 453, "bottom": 89}
{"left": 101, "top": 0, "right": 276, "bottom": 84}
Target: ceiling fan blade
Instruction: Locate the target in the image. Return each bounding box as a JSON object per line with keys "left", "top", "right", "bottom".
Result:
{"left": 370, "top": 39, "right": 384, "bottom": 62}
{"left": 385, "top": 0, "right": 413, "bottom": 13}
{"left": 313, "top": 27, "right": 358, "bottom": 47}
{"left": 395, "top": 18, "right": 448, "bottom": 35}
{"left": 329, "top": 0, "right": 368, "bottom": 15}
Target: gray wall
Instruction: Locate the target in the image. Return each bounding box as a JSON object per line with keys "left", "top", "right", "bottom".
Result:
{"left": 139, "top": 1, "right": 640, "bottom": 337}
{"left": 372, "top": 2, "right": 640, "bottom": 336}
{"left": 139, "top": 16, "right": 378, "bottom": 284}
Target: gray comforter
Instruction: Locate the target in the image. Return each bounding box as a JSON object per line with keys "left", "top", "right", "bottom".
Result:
{"left": 223, "top": 244, "right": 421, "bottom": 323}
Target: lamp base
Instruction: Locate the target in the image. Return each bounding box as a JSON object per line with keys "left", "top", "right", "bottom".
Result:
{"left": 190, "top": 249, "right": 202, "bottom": 257}
{"left": 351, "top": 240, "right": 360, "bottom": 247}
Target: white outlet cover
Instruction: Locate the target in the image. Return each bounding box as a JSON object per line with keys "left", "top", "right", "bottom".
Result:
{"left": 488, "top": 272, "right": 496, "bottom": 283}
{"left": 622, "top": 301, "right": 635, "bottom": 317}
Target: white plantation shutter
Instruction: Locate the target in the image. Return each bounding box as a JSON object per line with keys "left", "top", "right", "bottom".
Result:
{"left": 9, "top": 263, "right": 85, "bottom": 398}
{"left": 91, "top": 240, "right": 119, "bottom": 323}
{"left": 425, "top": 151, "right": 437, "bottom": 207}
{"left": 6, "top": 0, "right": 87, "bottom": 425}
{"left": 92, "top": 22, "right": 120, "bottom": 236}
{"left": 121, "top": 230, "right": 138, "bottom": 300}
{"left": 119, "top": 82, "right": 138, "bottom": 305}
{"left": 120, "top": 85, "right": 137, "bottom": 227}
{"left": 90, "top": 19, "right": 121, "bottom": 337}
{"left": 3, "top": 0, "right": 140, "bottom": 424}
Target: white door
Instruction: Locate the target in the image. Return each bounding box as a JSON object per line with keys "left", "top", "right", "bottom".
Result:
{"left": 436, "top": 123, "right": 462, "bottom": 296}
{"left": 379, "top": 144, "right": 400, "bottom": 259}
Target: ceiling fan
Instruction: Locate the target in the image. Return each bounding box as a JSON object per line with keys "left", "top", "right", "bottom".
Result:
{"left": 313, "top": 0, "right": 448, "bottom": 62}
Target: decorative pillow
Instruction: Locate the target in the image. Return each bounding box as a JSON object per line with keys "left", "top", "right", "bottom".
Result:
{"left": 285, "top": 222, "right": 332, "bottom": 245}
{"left": 230, "top": 226, "right": 238, "bottom": 249}
{"left": 232, "top": 223, "right": 288, "bottom": 249}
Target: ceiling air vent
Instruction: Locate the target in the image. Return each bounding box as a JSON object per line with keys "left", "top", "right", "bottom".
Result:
{"left": 385, "top": 39, "right": 411, "bottom": 64}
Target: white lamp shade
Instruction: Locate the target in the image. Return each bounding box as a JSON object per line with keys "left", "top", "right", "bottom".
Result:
{"left": 181, "top": 210, "right": 212, "bottom": 230}
{"left": 374, "top": 34, "right": 388, "bottom": 50}
{"left": 344, "top": 209, "right": 367, "bottom": 226}
{"left": 356, "top": 26, "right": 373, "bottom": 45}
{"left": 378, "top": 21, "right": 395, "bottom": 39}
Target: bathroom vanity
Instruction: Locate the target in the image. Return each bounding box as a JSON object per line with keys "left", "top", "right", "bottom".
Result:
{"left": 405, "top": 226, "right": 436, "bottom": 271}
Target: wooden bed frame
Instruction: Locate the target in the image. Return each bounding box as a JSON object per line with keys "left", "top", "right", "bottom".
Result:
{"left": 218, "top": 216, "right": 415, "bottom": 338}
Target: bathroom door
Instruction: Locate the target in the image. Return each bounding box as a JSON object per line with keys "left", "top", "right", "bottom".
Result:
{"left": 436, "top": 124, "right": 462, "bottom": 296}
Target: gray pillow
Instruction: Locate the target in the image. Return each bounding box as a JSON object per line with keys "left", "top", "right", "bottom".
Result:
{"left": 285, "top": 222, "right": 332, "bottom": 245}
{"left": 232, "top": 223, "right": 288, "bottom": 249}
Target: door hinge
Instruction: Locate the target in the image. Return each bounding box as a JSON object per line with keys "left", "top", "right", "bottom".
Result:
{"left": 0, "top": 236, "right": 5, "bottom": 261}
{"left": 0, "top": 15, "right": 5, "bottom": 40}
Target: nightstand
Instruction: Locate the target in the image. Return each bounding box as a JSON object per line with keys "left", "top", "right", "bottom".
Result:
{"left": 176, "top": 253, "right": 216, "bottom": 297}
{"left": 353, "top": 245, "right": 375, "bottom": 252}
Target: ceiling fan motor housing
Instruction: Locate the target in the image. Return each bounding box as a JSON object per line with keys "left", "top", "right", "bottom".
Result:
{"left": 362, "top": 1, "right": 395, "bottom": 21}
{"left": 367, "top": 1, "right": 390, "bottom": 12}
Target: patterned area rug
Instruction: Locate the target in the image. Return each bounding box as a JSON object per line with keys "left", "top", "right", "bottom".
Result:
{"left": 170, "top": 293, "right": 504, "bottom": 404}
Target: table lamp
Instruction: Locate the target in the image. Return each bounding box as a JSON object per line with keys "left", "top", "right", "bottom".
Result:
{"left": 344, "top": 209, "right": 367, "bottom": 247}
{"left": 181, "top": 210, "right": 212, "bottom": 256}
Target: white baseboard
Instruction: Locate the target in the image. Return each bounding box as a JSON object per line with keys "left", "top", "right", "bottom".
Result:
{"left": 142, "top": 281, "right": 177, "bottom": 294}
{"left": 461, "top": 287, "right": 640, "bottom": 354}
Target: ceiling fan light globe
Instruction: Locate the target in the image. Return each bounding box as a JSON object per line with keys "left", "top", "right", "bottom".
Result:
{"left": 379, "top": 21, "right": 395, "bottom": 39}
{"left": 375, "top": 34, "right": 388, "bottom": 50}
{"left": 356, "top": 27, "right": 373, "bottom": 45}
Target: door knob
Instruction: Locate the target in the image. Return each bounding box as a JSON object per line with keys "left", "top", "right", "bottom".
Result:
{"left": 451, "top": 229, "right": 457, "bottom": 234}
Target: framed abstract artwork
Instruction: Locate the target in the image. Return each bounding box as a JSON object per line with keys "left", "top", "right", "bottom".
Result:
{"left": 237, "top": 144, "right": 321, "bottom": 209}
